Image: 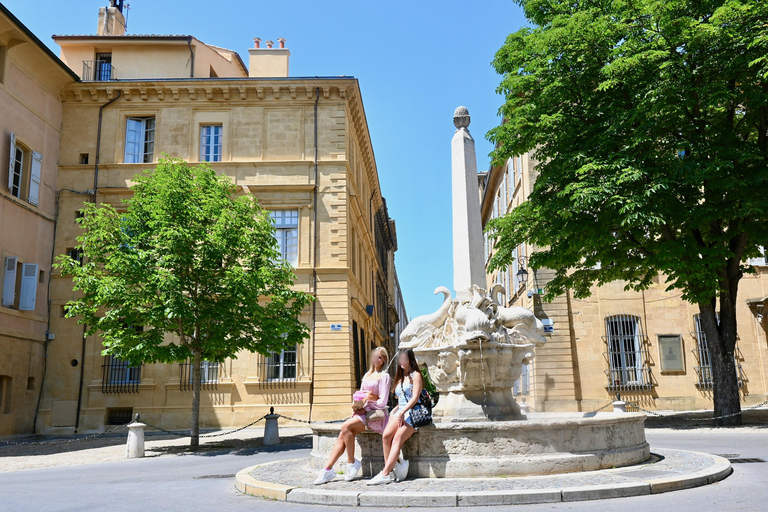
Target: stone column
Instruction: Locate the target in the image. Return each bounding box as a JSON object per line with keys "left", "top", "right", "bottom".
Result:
{"left": 451, "top": 107, "right": 486, "bottom": 300}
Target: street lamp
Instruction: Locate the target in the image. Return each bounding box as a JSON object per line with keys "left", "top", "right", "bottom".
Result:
{"left": 517, "top": 255, "right": 529, "bottom": 286}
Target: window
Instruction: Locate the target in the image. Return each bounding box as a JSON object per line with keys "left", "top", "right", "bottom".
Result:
{"left": 7, "top": 133, "right": 42, "bottom": 205}
{"left": 603, "top": 314, "right": 651, "bottom": 391}
{"left": 268, "top": 346, "right": 297, "bottom": 381}
{"left": 2, "top": 258, "right": 37, "bottom": 311}
{"left": 179, "top": 359, "right": 219, "bottom": 391}
{"left": 200, "top": 361, "right": 220, "bottom": 384}
{"left": 124, "top": 117, "right": 155, "bottom": 163}
{"left": 749, "top": 246, "right": 766, "bottom": 267}
{"left": 106, "top": 407, "right": 133, "bottom": 425}
{"left": 9, "top": 136, "right": 23, "bottom": 197}
{"left": 692, "top": 314, "right": 743, "bottom": 390}
{"left": 80, "top": 153, "right": 90, "bottom": 165}
{"left": 200, "top": 125, "right": 223, "bottom": 162}
{"left": 96, "top": 53, "right": 112, "bottom": 81}
{"left": 0, "top": 376, "right": 11, "bottom": 414}
{"left": 102, "top": 354, "right": 142, "bottom": 393}
{"left": 26, "top": 376, "right": 35, "bottom": 391}
{"left": 66, "top": 248, "right": 84, "bottom": 266}
{"left": 270, "top": 210, "right": 299, "bottom": 266}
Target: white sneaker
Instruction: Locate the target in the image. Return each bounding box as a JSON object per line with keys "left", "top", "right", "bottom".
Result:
{"left": 394, "top": 459, "right": 409, "bottom": 482}
{"left": 313, "top": 468, "right": 336, "bottom": 485}
{"left": 367, "top": 472, "right": 393, "bottom": 486}
{"left": 345, "top": 459, "right": 362, "bottom": 481}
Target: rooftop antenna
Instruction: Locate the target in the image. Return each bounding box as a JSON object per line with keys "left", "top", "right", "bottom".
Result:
{"left": 123, "top": 2, "right": 131, "bottom": 32}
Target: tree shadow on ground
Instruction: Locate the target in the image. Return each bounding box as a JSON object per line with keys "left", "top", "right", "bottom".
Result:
{"left": 146, "top": 433, "right": 312, "bottom": 457}
{"left": 0, "top": 431, "right": 310, "bottom": 459}
{"left": 644, "top": 409, "right": 768, "bottom": 430}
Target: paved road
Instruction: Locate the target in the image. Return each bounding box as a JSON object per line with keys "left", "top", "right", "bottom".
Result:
{"left": 1, "top": 428, "right": 766, "bottom": 512}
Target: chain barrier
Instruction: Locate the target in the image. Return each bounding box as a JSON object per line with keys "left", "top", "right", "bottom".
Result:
{"left": 624, "top": 398, "right": 768, "bottom": 422}
{"left": 274, "top": 413, "right": 313, "bottom": 424}
{"left": 141, "top": 415, "right": 269, "bottom": 439}
{"left": 588, "top": 402, "right": 615, "bottom": 414}
{"left": 0, "top": 423, "right": 128, "bottom": 447}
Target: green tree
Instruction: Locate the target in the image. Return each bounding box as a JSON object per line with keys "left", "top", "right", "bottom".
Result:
{"left": 487, "top": 0, "right": 768, "bottom": 425}
{"left": 57, "top": 157, "right": 312, "bottom": 446}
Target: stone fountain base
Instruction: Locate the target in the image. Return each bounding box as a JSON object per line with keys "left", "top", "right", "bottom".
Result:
{"left": 310, "top": 412, "right": 649, "bottom": 478}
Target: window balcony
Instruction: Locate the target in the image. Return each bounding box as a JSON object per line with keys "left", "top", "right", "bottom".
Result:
{"left": 82, "top": 60, "right": 116, "bottom": 81}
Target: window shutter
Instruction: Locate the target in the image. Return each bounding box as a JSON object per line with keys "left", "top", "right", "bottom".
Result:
{"left": 28, "top": 151, "right": 42, "bottom": 206}
{"left": 7, "top": 132, "right": 15, "bottom": 192}
{"left": 2, "top": 256, "right": 17, "bottom": 307}
{"left": 18, "top": 263, "right": 38, "bottom": 311}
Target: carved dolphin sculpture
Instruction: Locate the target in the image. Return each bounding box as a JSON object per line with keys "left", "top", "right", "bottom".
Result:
{"left": 399, "top": 287, "right": 452, "bottom": 348}
{"left": 455, "top": 304, "right": 492, "bottom": 342}
{"left": 497, "top": 306, "right": 547, "bottom": 346}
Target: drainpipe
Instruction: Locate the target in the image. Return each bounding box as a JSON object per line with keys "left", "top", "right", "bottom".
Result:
{"left": 94, "top": 90, "right": 122, "bottom": 195}
{"left": 308, "top": 87, "right": 319, "bottom": 422}
{"left": 75, "top": 90, "right": 121, "bottom": 432}
{"left": 35, "top": 188, "right": 92, "bottom": 433}
{"left": 187, "top": 36, "right": 195, "bottom": 78}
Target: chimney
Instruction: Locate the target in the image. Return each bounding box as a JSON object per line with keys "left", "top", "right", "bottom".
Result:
{"left": 97, "top": 2, "right": 126, "bottom": 36}
{"left": 248, "top": 37, "right": 290, "bottom": 78}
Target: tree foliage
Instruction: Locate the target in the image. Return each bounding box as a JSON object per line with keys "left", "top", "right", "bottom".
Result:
{"left": 487, "top": 0, "right": 768, "bottom": 424}
{"left": 57, "top": 157, "right": 312, "bottom": 443}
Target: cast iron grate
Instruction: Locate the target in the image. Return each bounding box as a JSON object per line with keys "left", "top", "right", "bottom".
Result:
{"left": 192, "top": 474, "right": 236, "bottom": 479}
{"left": 728, "top": 458, "right": 766, "bottom": 463}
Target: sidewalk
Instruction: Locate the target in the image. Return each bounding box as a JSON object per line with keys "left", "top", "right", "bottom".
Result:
{"left": 0, "top": 427, "right": 312, "bottom": 473}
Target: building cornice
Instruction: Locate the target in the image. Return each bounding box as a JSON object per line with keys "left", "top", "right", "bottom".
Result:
{"left": 59, "top": 79, "right": 355, "bottom": 104}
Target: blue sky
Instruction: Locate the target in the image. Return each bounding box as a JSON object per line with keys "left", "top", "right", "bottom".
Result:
{"left": 5, "top": 0, "right": 527, "bottom": 318}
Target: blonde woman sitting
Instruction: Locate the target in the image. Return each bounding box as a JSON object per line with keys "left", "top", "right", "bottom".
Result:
{"left": 314, "top": 347, "right": 391, "bottom": 484}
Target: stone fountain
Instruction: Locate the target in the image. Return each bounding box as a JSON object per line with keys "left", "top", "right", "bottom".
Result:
{"left": 310, "top": 107, "right": 649, "bottom": 478}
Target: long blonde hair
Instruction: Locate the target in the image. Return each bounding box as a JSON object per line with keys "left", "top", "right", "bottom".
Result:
{"left": 362, "top": 346, "right": 389, "bottom": 380}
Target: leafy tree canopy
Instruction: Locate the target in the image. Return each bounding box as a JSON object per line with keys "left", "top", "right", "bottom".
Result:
{"left": 57, "top": 157, "right": 312, "bottom": 366}
{"left": 487, "top": 0, "right": 768, "bottom": 305}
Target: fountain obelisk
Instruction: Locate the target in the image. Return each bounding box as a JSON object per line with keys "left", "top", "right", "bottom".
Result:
{"left": 451, "top": 107, "right": 486, "bottom": 300}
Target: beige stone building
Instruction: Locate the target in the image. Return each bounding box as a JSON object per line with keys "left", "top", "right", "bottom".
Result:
{"left": 0, "top": 2, "right": 405, "bottom": 434}
{"left": 0, "top": 4, "right": 78, "bottom": 436}
{"left": 481, "top": 153, "right": 768, "bottom": 413}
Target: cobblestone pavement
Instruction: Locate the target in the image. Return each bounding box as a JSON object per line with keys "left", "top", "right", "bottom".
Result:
{"left": 248, "top": 448, "right": 716, "bottom": 492}
{"left": 0, "top": 427, "right": 312, "bottom": 473}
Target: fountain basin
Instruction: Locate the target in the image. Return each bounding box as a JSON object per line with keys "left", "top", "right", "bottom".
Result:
{"left": 310, "top": 412, "right": 649, "bottom": 478}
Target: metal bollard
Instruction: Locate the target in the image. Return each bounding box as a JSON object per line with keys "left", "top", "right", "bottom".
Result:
{"left": 126, "top": 414, "right": 146, "bottom": 458}
{"left": 612, "top": 400, "right": 627, "bottom": 413}
{"left": 263, "top": 407, "right": 280, "bottom": 446}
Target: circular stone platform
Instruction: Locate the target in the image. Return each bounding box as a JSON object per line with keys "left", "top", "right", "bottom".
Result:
{"left": 234, "top": 449, "right": 732, "bottom": 507}
{"left": 311, "top": 412, "right": 649, "bottom": 478}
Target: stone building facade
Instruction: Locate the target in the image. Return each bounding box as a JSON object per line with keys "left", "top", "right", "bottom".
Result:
{"left": 0, "top": 4, "right": 78, "bottom": 436}
{"left": 481, "top": 153, "right": 768, "bottom": 413}
{"left": 0, "top": 2, "right": 404, "bottom": 434}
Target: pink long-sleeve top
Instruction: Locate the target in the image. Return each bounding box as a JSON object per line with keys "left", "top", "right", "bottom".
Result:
{"left": 359, "top": 372, "right": 391, "bottom": 433}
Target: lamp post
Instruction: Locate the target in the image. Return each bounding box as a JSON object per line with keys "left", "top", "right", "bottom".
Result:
{"left": 516, "top": 256, "right": 529, "bottom": 287}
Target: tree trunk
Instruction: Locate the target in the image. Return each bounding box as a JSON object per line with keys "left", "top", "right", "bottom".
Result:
{"left": 698, "top": 299, "right": 742, "bottom": 427}
{"left": 190, "top": 347, "right": 202, "bottom": 448}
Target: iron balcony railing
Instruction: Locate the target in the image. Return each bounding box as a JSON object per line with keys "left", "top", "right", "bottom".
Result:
{"left": 602, "top": 314, "right": 654, "bottom": 392}
{"left": 690, "top": 330, "right": 745, "bottom": 390}
{"left": 82, "top": 60, "right": 116, "bottom": 81}
{"left": 102, "top": 355, "right": 142, "bottom": 393}
{"left": 180, "top": 360, "right": 220, "bottom": 391}
{"left": 255, "top": 347, "right": 301, "bottom": 389}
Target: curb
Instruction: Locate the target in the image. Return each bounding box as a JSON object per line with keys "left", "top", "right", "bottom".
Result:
{"left": 234, "top": 451, "right": 732, "bottom": 507}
